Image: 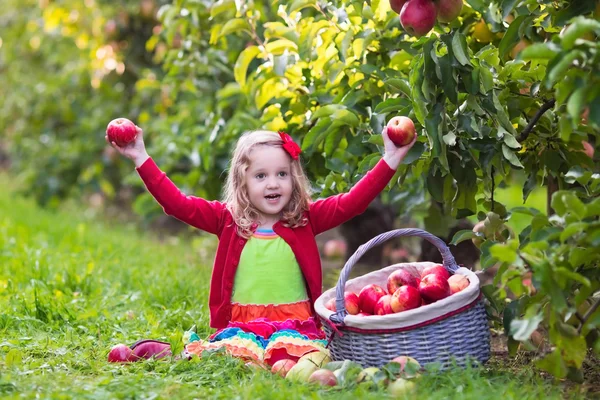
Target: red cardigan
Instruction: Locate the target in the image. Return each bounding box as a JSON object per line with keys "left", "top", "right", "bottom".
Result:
{"left": 136, "top": 157, "right": 396, "bottom": 329}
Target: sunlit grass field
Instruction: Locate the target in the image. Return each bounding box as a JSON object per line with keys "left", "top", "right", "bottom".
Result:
{"left": 0, "top": 174, "right": 585, "bottom": 399}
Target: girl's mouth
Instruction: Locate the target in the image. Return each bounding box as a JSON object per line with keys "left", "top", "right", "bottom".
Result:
{"left": 265, "top": 194, "right": 281, "bottom": 202}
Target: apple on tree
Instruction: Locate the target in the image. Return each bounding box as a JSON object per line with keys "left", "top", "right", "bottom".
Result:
{"left": 400, "top": 0, "right": 437, "bottom": 37}
{"left": 435, "top": 0, "right": 463, "bottom": 23}
{"left": 106, "top": 118, "right": 137, "bottom": 147}
{"left": 386, "top": 116, "right": 416, "bottom": 147}
{"left": 389, "top": 0, "right": 408, "bottom": 13}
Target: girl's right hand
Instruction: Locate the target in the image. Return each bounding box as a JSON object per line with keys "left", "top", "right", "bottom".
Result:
{"left": 105, "top": 125, "right": 150, "bottom": 167}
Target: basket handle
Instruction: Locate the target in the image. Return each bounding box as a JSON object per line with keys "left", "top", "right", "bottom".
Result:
{"left": 329, "top": 228, "right": 459, "bottom": 325}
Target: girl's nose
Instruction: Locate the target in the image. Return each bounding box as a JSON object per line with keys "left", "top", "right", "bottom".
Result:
{"left": 267, "top": 178, "right": 279, "bottom": 188}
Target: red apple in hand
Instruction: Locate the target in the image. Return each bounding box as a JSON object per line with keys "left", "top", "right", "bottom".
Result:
{"left": 421, "top": 265, "right": 450, "bottom": 281}
{"left": 106, "top": 118, "right": 137, "bottom": 147}
{"left": 387, "top": 269, "right": 418, "bottom": 295}
{"left": 374, "top": 294, "right": 394, "bottom": 315}
{"left": 108, "top": 344, "right": 134, "bottom": 363}
{"left": 389, "top": 0, "right": 408, "bottom": 13}
{"left": 386, "top": 116, "right": 416, "bottom": 147}
{"left": 358, "top": 284, "right": 387, "bottom": 314}
{"left": 390, "top": 285, "right": 421, "bottom": 312}
{"left": 400, "top": 0, "right": 437, "bottom": 37}
{"left": 435, "top": 0, "right": 463, "bottom": 23}
{"left": 448, "top": 274, "right": 469, "bottom": 294}
{"left": 419, "top": 274, "right": 450, "bottom": 302}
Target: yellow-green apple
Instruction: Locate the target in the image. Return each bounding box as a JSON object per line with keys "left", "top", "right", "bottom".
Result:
{"left": 435, "top": 0, "right": 463, "bottom": 23}
{"left": 356, "top": 367, "right": 382, "bottom": 383}
{"left": 298, "top": 350, "right": 331, "bottom": 368}
{"left": 447, "top": 274, "right": 469, "bottom": 294}
{"left": 420, "top": 265, "right": 450, "bottom": 280}
{"left": 106, "top": 118, "right": 137, "bottom": 147}
{"left": 389, "top": 0, "right": 408, "bottom": 13}
{"left": 272, "top": 359, "right": 297, "bottom": 377}
{"left": 374, "top": 294, "right": 394, "bottom": 315}
{"left": 323, "top": 239, "right": 347, "bottom": 259}
{"left": 308, "top": 369, "right": 337, "bottom": 386}
{"left": 400, "top": 0, "right": 437, "bottom": 37}
{"left": 386, "top": 116, "right": 416, "bottom": 147}
{"left": 390, "top": 285, "right": 421, "bottom": 312}
{"left": 108, "top": 344, "right": 134, "bottom": 362}
{"left": 388, "top": 378, "right": 416, "bottom": 396}
{"left": 358, "top": 284, "right": 387, "bottom": 314}
{"left": 286, "top": 359, "right": 319, "bottom": 382}
{"left": 391, "top": 355, "right": 421, "bottom": 371}
{"left": 419, "top": 274, "right": 450, "bottom": 302}
{"left": 387, "top": 269, "right": 419, "bottom": 295}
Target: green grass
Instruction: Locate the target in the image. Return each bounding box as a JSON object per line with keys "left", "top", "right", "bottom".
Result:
{"left": 0, "top": 174, "right": 586, "bottom": 399}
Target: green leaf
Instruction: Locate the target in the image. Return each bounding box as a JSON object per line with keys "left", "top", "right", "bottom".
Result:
{"left": 6, "top": 349, "right": 23, "bottom": 366}
{"left": 450, "top": 229, "right": 477, "bottom": 245}
{"left": 490, "top": 243, "right": 517, "bottom": 263}
{"left": 330, "top": 110, "right": 359, "bottom": 128}
{"left": 384, "top": 79, "right": 411, "bottom": 97}
{"left": 559, "top": 222, "right": 587, "bottom": 242}
{"left": 312, "top": 104, "right": 346, "bottom": 120}
{"left": 234, "top": 45, "right": 261, "bottom": 87}
{"left": 265, "top": 39, "right": 298, "bottom": 55}
{"left": 519, "top": 43, "right": 560, "bottom": 60}
{"left": 536, "top": 349, "right": 567, "bottom": 378}
{"left": 498, "top": 15, "right": 528, "bottom": 58}
{"left": 555, "top": 267, "right": 591, "bottom": 287}
{"left": 409, "top": 56, "right": 427, "bottom": 125}
{"left": 374, "top": 98, "right": 409, "bottom": 114}
{"left": 547, "top": 50, "right": 583, "bottom": 88}
{"left": 288, "top": 0, "right": 316, "bottom": 13}
{"left": 502, "top": 145, "right": 524, "bottom": 168}
{"left": 510, "top": 314, "right": 543, "bottom": 341}
{"left": 210, "top": 0, "right": 235, "bottom": 18}
{"left": 219, "top": 18, "right": 250, "bottom": 38}
{"left": 567, "top": 86, "right": 587, "bottom": 122}
{"left": 552, "top": 191, "right": 586, "bottom": 220}
{"left": 451, "top": 31, "right": 470, "bottom": 66}
{"left": 560, "top": 17, "right": 600, "bottom": 50}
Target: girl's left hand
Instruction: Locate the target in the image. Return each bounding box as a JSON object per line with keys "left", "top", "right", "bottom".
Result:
{"left": 382, "top": 127, "right": 417, "bottom": 170}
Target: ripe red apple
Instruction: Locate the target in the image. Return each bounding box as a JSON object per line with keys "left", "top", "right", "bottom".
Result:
{"left": 107, "top": 344, "right": 134, "bottom": 363}
{"left": 386, "top": 116, "right": 416, "bottom": 147}
{"left": 323, "top": 239, "right": 347, "bottom": 259}
{"left": 132, "top": 341, "right": 172, "bottom": 360}
{"left": 272, "top": 359, "right": 297, "bottom": 377}
{"left": 435, "top": 0, "right": 463, "bottom": 23}
{"left": 374, "top": 294, "right": 394, "bottom": 315}
{"left": 390, "top": 285, "right": 421, "bottom": 313}
{"left": 357, "top": 312, "right": 372, "bottom": 317}
{"left": 345, "top": 291, "right": 360, "bottom": 315}
{"left": 308, "top": 369, "right": 337, "bottom": 386}
{"left": 325, "top": 298, "right": 336, "bottom": 312}
{"left": 419, "top": 274, "right": 450, "bottom": 302}
{"left": 420, "top": 265, "right": 450, "bottom": 280}
{"left": 106, "top": 118, "right": 137, "bottom": 147}
{"left": 447, "top": 274, "right": 469, "bottom": 294}
{"left": 389, "top": 0, "right": 408, "bottom": 13}
{"left": 400, "top": 0, "right": 437, "bottom": 37}
{"left": 358, "top": 284, "right": 387, "bottom": 315}
{"left": 387, "top": 269, "right": 418, "bottom": 295}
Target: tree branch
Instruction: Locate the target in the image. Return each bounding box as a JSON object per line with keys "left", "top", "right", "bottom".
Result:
{"left": 578, "top": 299, "right": 600, "bottom": 334}
{"left": 518, "top": 98, "right": 556, "bottom": 142}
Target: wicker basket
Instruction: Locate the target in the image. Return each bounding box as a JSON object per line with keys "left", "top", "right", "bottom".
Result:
{"left": 315, "top": 228, "right": 490, "bottom": 369}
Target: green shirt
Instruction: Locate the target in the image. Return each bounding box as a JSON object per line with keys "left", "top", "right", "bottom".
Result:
{"left": 231, "top": 229, "right": 308, "bottom": 305}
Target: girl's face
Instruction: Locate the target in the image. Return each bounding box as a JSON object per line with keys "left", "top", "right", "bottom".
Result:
{"left": 245, "top": 145, "right": 293, "bottom": 225}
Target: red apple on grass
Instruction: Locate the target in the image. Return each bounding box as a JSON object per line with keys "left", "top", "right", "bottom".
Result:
{"left": 272, "top": 359, "right": 297, "bottom": 377}
{"left": 386, "top": 116, "right": 416, "bottom": 147}
{"left": 358, "top": 284, "right": 387, "bottom": 315}
{"left": 420, "top": 265, "right": 450, "bottom": 280}
{"left": 132, "top": 341, "right": 172, "bottom": 360}
{"left": 374, "top": 294, "right": 394, "bottom": 315}
{"left": 108, "top": 344, "right": 134, "bottom": 363}
{"left": 435, "top": 0, "right": 463, "bottom": 23}
{"left": 419, "top": 274, "right": 450, "bottom": 302}
{"left": 106, "top": 118, "right": 137, "bottom": 147}
{"left": 389, "top": 0, "right": 408, "bottom": 13}
{"left": 308, "top": 369, "right": 338, "bottom": 386}
{"left": 400, "top": 0, "right": 437, "bottom": 37}
{"left": 447, "top": 274, "right": 469, "bottom": 294}
{"left": 387, "top": 269, "right": 419, "bottom": 295}
{"left": 390, "top": 285, "right": 421, "bottom": 312}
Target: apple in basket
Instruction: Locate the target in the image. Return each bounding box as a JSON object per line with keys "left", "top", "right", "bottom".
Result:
{"left": 324, "top": 292, "right": 360, "bottom": 315}
{"left": 387, "top": 269, "right": 419, "bottom": 294}
{"left": 448, "top": 274, "right": 469, "bottom": 294}
{"left": 374, "top": 294, "right": 393, "bottom": 315}
{"left": 421, "top": 265, "right": 450, "bottom": 280}
{"left": 419, "top": 273, "right": 450, "bottom": 302}
{"left": 390, "top": 285, "right": 421, "bottom": 312}
{"left": 358, "top": 284, "right": 387, "bottom": 314}
{"left": 357, "top": 312, "right": 372, "bottom": 316}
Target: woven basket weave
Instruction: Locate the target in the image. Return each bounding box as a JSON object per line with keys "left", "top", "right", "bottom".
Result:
{"left": 315, "top": 228, "right": 490, "bottom": 369}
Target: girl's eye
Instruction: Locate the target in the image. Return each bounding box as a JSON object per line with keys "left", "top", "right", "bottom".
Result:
{"left": 256, "top": 173, "right": 266, "bottom": 179}
{"left": 278, "top": 171, "right": 287, "bottom": 177}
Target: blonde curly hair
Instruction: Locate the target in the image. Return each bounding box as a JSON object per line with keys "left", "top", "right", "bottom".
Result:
{"left": 222, "top": 130, "right": 312, "bottom": 238}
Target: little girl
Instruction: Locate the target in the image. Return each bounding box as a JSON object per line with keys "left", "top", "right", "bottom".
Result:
{"left": 106, "top": 126, "right": 415, "bottom": 365}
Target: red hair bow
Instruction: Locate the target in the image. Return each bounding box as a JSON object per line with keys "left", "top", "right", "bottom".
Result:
{"left": 278, "top": 131, "right": 301, "bottom": 160}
